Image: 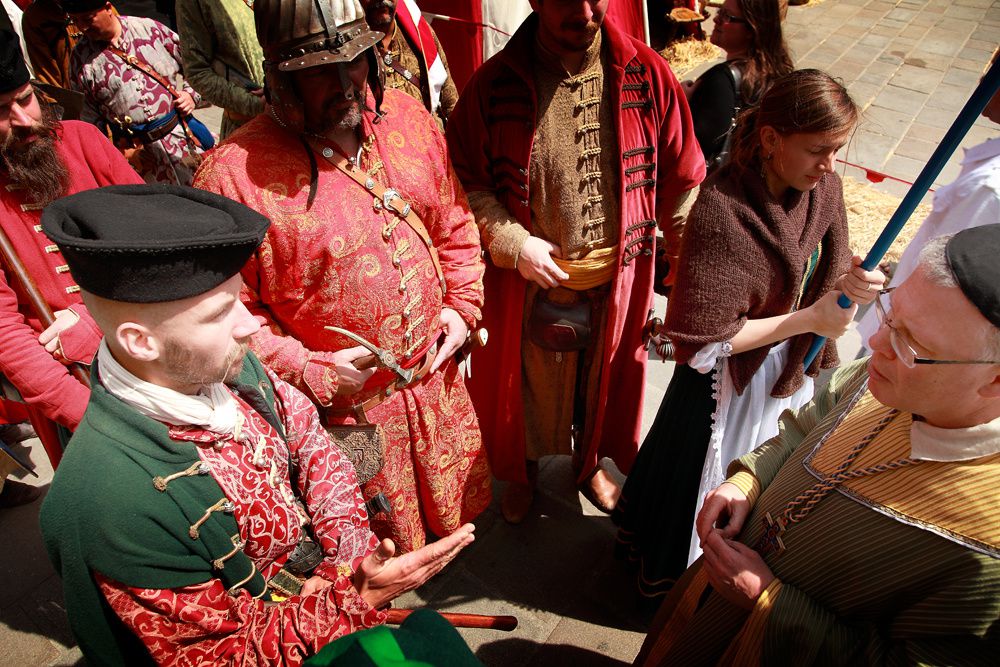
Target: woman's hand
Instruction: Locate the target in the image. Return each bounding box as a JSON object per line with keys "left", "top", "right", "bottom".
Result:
{"left": 805, "top": 290, "right": 857, "bottom": 339}
{"left": 836, "top": 255, "right": 886, "bottom": 305}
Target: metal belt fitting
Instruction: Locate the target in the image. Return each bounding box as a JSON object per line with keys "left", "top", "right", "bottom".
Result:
{"left": 380, "top": 188, "right": 412, "bottom": 217}
{"left": 325, "top": 325, "right": 413, "bottom": 384}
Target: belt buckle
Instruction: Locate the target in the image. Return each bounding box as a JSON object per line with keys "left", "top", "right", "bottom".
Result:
{"left": 381, "top": 189, "right": 411, "bottom": 217}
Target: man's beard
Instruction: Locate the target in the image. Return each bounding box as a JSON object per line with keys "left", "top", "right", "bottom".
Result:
{"left": 366, "top": 0, "right": 396, "bottom": 31}
{"left": 555, "top": 20, "right": 601, "bottom": 53}
{"left": 313, "top": 98, "right": 364, "bottom": 136}
{"left": 0, "top": 102, "right": 70, "bottom": 207}
{"left": 162, "top": 338, "right": 250, "bottom": 388}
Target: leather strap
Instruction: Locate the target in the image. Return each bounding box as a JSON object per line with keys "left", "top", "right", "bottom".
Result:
{"left": 105, "top": 44, "right": 182, "bottom": 99}
{"left": 105, "top": 45, "right": 200, "bottom": 150}
{"left": 381, "top": 51, "right": 423, "bottom": 88}
{"left": 725, "top": 61, "right": 744, "bottom": 103}
{"left": 306, "top": 138, "right": 447, "bottom": 295}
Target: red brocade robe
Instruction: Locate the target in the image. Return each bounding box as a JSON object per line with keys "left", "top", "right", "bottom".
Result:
{"left": 0, "top": 120, "right": 141, "bottom": 462}
{"left": 194, "top": 91, "right": 490, "bottom": 552}
{"left": 96, "top": 368, "right": 384, "bottom": 665}
{"left": 446, "top": 16, "right": 705, "bottom": 483}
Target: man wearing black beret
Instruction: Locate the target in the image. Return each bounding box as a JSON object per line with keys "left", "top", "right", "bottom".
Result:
{"left": 637, "top": 225, "right": 1000, "bottom": 664}
{"left": 0, "top": 28, "right": 140, "bottom": 505}
{"left": 39, "top": 185, "right": 475, "bottom": 666}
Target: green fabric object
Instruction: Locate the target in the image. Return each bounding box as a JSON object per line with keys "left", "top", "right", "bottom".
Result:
{"left": 40, "top": 352, "right": 283, "bottom": 667}
{"left": 175, "top": 0, "right": 264, "bottom": 138}
{"left": 306, "top": 609, "right": 481, "bottom": 667}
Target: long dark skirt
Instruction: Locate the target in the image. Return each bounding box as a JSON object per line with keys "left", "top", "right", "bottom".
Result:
{"left": 612, "top": 362, "right": 716, "bottom": 603}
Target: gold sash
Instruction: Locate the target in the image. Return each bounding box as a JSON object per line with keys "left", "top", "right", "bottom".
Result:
{"left": 805, "top": 390, "right": 1000, "bottom": 557}
{"left": 551, "top": 246, "right": 617, "bottom": 290}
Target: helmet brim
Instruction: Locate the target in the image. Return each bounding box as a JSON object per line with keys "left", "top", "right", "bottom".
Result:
{"left": 270, "top": 19, "right": 383, "bottom": 72}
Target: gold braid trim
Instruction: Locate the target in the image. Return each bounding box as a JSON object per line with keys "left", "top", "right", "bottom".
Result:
{"left": 226, "top": 562, "right": 259, "bottom": 595}
{"left": 152, "top": 461, "right": 209, "bottom": 492}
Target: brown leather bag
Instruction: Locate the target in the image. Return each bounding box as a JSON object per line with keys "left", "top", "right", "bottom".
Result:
{"left": 324, "top": 419, "right": 385, "bottom": 486}
{"left": 528, "top": 291, "right": 592, "bottom": 351}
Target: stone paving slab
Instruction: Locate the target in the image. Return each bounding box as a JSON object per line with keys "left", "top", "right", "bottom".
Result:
{"left": 785, "top": 0, "right": 999, "bottom": 203}
{"left": 2, "top": 1, "right": 998, "bottom": 665}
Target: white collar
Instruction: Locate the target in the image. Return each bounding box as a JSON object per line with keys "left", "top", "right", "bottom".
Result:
{"left": 97, "top": 340, "right": 241, "bottom": 436}
{"left": 960, "top": 136, "right": 1000, "bottom": 167}
{"left": 910, "top": 413, "right": 1000, "bottom": 462}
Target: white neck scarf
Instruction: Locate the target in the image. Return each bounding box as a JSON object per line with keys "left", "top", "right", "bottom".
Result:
{"left": 97, "top": 340, "right": 240, "bottom": 436}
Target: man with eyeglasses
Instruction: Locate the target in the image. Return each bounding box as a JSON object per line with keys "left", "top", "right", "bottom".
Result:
{"left": 635, "top": 225, "right": 1000, "bottom": 665}
{"left": 857, "top": 67, "right": 1000, "bottom": 348}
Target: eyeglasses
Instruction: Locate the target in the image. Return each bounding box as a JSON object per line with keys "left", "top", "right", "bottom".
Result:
{"left": 873, "top": 288, "right": 1000, "bottom": 368}
{"left": 716, "top": 8, "right": 749, "bottom": 24}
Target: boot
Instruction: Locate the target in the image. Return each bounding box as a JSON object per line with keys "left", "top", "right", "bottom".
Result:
{"left": 501, "top": 460, "right": 538, "bottom": 524}
{"left": 578, "top": 463, "right": 621, "bottom": 514}
{"left": 0, "top": 479, "right": 43, "bottom": 508}
{"left": 0, "top": 422, "right": 36, "bottom": 444}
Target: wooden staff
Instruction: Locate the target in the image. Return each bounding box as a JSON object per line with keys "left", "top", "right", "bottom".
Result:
{"left": 0, "top": 224, "right": 91, "bottom": 388}
{"left": 386, "top": 608, "right": 518, "bottom": 632}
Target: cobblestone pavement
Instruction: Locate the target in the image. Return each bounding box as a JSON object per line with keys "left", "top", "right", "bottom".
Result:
{"left": 2, "top": 1, "right": 997, "bottom": 665}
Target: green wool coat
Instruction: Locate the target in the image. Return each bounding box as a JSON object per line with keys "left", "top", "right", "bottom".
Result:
{"left": 40, "top": 352, "right": 284, "bottom": 667}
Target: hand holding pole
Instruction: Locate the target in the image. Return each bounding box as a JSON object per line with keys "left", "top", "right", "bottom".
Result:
{"left": 803, "top": 58, "right": 1000, "bottom": 368}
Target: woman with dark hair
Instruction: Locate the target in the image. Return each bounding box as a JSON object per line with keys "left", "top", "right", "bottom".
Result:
{"left": 683, "top": 0, "right": 793, "bottom": 173}
{"left": 614, "top": 69, "right": 885, "bottom": 606}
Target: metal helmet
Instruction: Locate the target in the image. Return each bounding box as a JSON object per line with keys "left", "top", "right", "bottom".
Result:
{"left": 256, "top": 0, "right": 385, "bottom": 133}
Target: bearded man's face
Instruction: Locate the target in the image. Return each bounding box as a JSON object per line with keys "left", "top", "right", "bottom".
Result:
{"left": 361, "top": 0, "right": 397, "bottom": 33}
{"left": 0, "top": 84, "right": 69, "bottom": 207}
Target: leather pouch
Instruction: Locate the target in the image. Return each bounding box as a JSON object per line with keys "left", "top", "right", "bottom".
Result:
{"left": 324, "top": 422, "right": 385, "bottom": 485}
{"left": 528, "top": 292, "right": 592, "bottom": 351}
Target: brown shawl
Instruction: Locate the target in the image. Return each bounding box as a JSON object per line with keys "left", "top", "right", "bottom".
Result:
{"left": 665, "top": 165, "right": 851, "bottom": 397}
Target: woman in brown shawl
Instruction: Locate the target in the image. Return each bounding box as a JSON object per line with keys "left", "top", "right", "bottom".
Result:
{"left": 613, "top": 69, "right": 886, "bottom": 607}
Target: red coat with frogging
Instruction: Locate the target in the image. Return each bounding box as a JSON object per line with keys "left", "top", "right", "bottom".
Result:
{"left": 447, "top": 15, "right": 705, "bottom": 483}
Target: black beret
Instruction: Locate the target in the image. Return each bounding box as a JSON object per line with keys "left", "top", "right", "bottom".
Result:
{"left": 60, "top": 0, "right": 111, "bottom": 14}
{"left": 42, "top": 185, "right": 270, "bottom": 303}
{"left": 305, "top": 609, "right": 480, "bottom": 666}
{"left": 946, "top": 224, "right": 1000, "bottom": 330}
{"left": 0, "top": 30, "right": 30, "bottom": 94}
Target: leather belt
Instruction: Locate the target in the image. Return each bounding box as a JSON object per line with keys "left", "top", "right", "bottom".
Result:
{"left": 111, "top": 112, "right": 180, "bottom": 145}
{"left": 141, "top": 114, "right": 180, "bottom": 143}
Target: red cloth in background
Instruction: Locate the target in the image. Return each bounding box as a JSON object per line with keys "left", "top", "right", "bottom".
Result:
{"left": 416, "top": 0, "right": 483, "bottom": 93}
{"left": 0, "top": 399, "right": 29, "bottom": 425}
{"left": 419, "top": 1, "right": 648, "bottom": 94}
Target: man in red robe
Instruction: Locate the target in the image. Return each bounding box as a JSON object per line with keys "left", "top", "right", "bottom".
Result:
{"left": 447, "top": 0, "right": 705, "bottom": 522}
{"left": 0, "top": 28, "right": 141, "bottom": 504}
{"left": 194, "top": 0, "right": 489, "bottom": 553}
